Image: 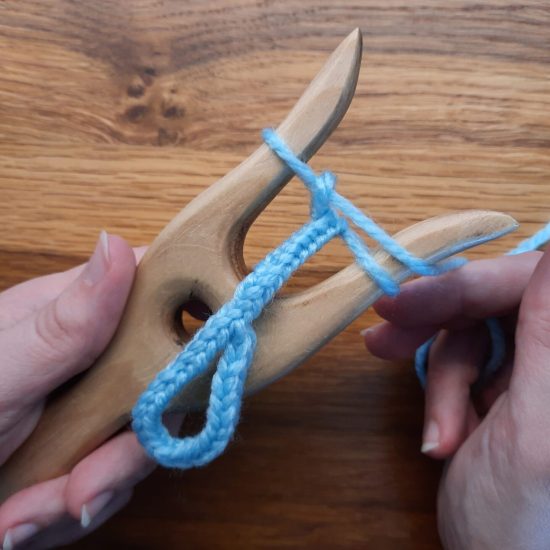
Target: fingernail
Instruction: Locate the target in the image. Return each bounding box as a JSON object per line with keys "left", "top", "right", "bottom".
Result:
{"left": 421, "top": 420, "right": 440, "bottom": 454}
{"left": 359, "top": 328, "right": 373, "bottom": 337}
{"left": 80, "top": 490, "right": 114, "bottom": 528}
{"left": 83, "top": 230, "right": 110, "bottom": 286}
{"left": 3, "top": 523, "right": 40, "bottom": 549}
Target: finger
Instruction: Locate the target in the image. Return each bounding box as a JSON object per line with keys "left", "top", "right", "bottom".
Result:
{"left": 25, "top": 490, "right": 133, "bottom": 550}
{"left": 0, "top": 475, "right": 69, "bottom": 546}
{"left": 64, "top": 430, "right": 155, "bottom": 523}
{"left": 1, "top": 489, "right": 133, "bottom": 550}
{"left": 0, "top": 245, "right": 148, "bottom": 332}
{"left": 374, "top": 253, "right": 541, "bottom": 329}
{"left": 0, "top": 267, "right": 82, "bottom": 331}
{"left": 512, "top": 247, "right": 550, "bottom": 399}
{"left": 0, "top": 429, "right": 155, "bottom": 547}
{"left": 363, "top": 322, "right": 439, "bottom": 360}
{"left": 0, "top": 233, "right": 137, "bottom": 406}
{"left": 421, "top": 328, "right": 486, "bottom": 459}
{"left": 63, "top": 414, "right": 184, "bottom": 523}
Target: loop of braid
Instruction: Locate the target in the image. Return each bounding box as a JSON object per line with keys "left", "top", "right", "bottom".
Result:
{"left": 132, "top": 129, "right": 453, "bottom": 469}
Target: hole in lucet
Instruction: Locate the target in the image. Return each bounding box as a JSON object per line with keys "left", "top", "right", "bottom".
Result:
{"left": 173, "top": 299, "right": 212, "bottom": 344}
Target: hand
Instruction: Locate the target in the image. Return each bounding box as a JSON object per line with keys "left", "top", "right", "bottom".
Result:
{"left": 364, "top": 249, "right": 550, "bottom": 549}
{"left": 0, "top": 233, "right": 154, "bottom": 549}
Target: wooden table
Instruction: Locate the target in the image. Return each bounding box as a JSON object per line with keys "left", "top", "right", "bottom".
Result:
{"left": 1, "top": 2, "right": 549, "bottom": 548}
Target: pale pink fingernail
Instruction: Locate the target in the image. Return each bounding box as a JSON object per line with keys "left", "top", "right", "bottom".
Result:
{"left": 83, "top": 230, "right": 110, "bottom": 286}
{"left": 3, "top": 523, "right": 39, "bottom": 549}
{"left": 421, "top": 420, "right": 440, "bottom": 454}
{"left": 80, "top": 490, "right": 114, "bottom": 528}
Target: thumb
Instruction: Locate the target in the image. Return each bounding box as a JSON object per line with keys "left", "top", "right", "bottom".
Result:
{"left": 512, "top": 246, "right": 550, "bottom": 400}
{"left": 0, "top": 232, "right": 136, "bottom": 407}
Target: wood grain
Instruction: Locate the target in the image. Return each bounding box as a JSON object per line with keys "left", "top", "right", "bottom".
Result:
{"left": 0, "top": 1, "right": 549, "bottom": 548}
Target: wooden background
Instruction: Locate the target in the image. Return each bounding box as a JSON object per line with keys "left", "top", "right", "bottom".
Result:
{"left": 1, "top": 1, "right": 549, "bottom": 548}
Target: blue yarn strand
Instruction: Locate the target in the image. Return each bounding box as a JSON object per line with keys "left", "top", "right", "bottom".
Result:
{"left": 508, "top": 223, "right": 550, "bottom": 255}
{"left": 132, "top": 128, "right": 452, "bottom": 469}
{"left": 414, "top": 220, "right": 550, "bottom": 389}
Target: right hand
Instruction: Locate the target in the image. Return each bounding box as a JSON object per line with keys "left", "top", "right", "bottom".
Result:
{"left": 365, "top": 249, "right": 550, "bottom": 549}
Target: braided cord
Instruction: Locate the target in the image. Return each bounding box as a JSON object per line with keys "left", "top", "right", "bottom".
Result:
{"left": 132, "top": 129, "right": 451, "bottom": 469}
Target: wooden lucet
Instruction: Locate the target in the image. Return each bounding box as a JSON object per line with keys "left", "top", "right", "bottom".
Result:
{"left": 0, "top": 29, "right": 517, "bottom": 502}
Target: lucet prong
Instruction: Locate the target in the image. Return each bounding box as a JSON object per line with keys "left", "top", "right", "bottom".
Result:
{"left": 0, "top": 29, "right": 363, "bottom": 502}
{"left": 175, "top": 28, "right": 363, "bottom": 258}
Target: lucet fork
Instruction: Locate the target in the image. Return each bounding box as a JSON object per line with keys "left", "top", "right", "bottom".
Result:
{"left": 0, "top": 29, "right": 517, "bottom": 501}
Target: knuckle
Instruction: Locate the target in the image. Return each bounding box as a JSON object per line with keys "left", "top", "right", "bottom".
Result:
{"left": 33, "top": 298, "right": 89, "bottom": 359}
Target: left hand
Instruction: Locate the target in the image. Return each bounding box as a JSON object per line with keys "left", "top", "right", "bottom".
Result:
{"left": 0, "top": 234, "right": 157, "bottom": 549}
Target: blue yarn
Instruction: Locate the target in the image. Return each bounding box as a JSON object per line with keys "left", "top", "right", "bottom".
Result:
{"left": 415, "top": 337, "right": 435, "bottom": 388}
{"left": 132, "top": 129, "right": 454, "bottom": 469}
{"left": 508, "top": 223, "right": 550, "bottom": 255}
{"left": 414, "top": 221, "right": 550, "bottom": 388}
